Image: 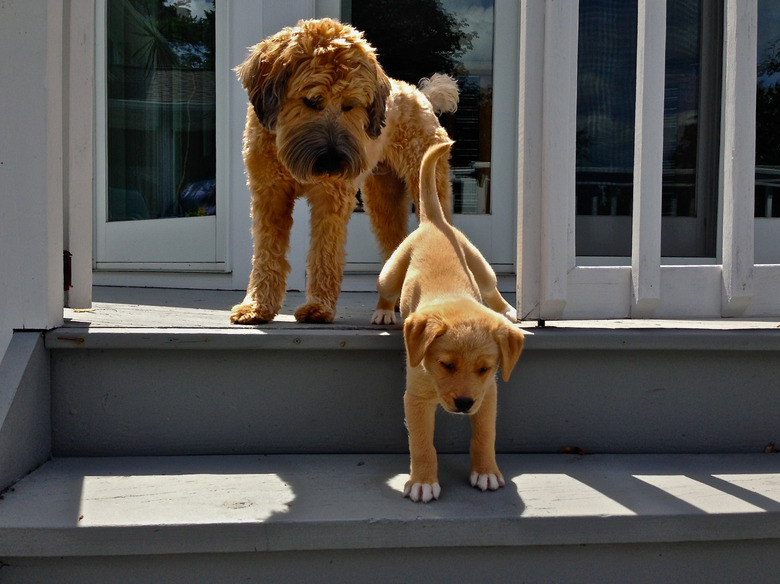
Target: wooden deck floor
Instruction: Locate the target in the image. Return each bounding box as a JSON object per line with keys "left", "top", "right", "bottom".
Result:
{"left": 61, "top": 287, "right": 780, "bottom": 332}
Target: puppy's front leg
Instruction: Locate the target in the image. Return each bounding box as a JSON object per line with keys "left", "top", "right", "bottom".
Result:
{"left": 469, "top": 386, "right": 505, "bottom": 492}
{"left": 404, "top": 387, "right": 440, "bottom": 502}
{"left": 295, "top": 184, "right": 355, "bottom": 323}
{"left": 231, "top": 187, "right": 295, "bottom": 324}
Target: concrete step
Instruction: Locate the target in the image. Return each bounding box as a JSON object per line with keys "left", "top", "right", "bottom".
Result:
{"left": 2, "top": 453, "right": 780, "bottom": 583}
{"left": 45, "top": 324, "right": 780, "bottom": 457}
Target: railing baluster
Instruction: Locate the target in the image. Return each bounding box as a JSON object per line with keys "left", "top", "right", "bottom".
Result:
{"left": 540, "top": 0, "right": 578, "bottom": 319}
{"left": 631, "top": 0, "right": 666, "bottom": 317}
{"left": 721, "top": 0, "right": 757, "bottom": 316}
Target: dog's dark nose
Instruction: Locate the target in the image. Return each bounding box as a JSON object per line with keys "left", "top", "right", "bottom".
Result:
{"left": 314, "top": 148, "right": 345, "bottom": 175}
{"left": 453, "top": 397, "right": 475, "bottom": 413}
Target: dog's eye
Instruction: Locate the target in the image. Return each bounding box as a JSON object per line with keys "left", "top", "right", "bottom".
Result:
{"left": 477, "top": 366, "right": 490, "bottom": 375}
{"left": 302, "top": 97, "right": 322, "bottom": 111}
{"left": 342, "top": 104, "right": 354, "bottom": 113}
{"left": 440, "top": 361, "right": 456, "bottom": 372}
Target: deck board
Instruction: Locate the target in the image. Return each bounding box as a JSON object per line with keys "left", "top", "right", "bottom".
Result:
{"left": 64, "top": 287, "right": 779, "bottom": 331}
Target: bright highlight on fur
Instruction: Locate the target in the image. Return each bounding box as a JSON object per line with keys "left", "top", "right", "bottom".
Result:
{"left": 230, "top": 18, "right": 459, "bottom": 325}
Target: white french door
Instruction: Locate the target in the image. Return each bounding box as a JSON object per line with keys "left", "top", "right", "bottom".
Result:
{"left": 94, "top": 0, "right": 227, "bottom": 272}
{"left": 329, "top": 0, "right": 519, "bottom": 291}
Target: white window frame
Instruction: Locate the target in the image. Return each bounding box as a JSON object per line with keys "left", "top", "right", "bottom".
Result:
{"left": 517, "top": 0, "right": 780, "bottom": 320}
{"left": 92, "top": 0, "right": 229, "bottom": 274}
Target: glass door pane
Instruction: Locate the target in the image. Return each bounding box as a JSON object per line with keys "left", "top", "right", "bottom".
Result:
{"left": 339, "top": 0, "right": 517, "bottom": 282}
{"left": 575, "top": 0, "right": 720, "bottom": 259}
{"left": 96, "top": 0, "right": 223, "bottom": 270}
{"left": 348, "top": 0, "right": 494, "bottom": 216}
{"left": 107, "top": 0, "right": 216, "bottom": 221}
{"left": 756, "top": 0, "right": 780, "bottom": 263}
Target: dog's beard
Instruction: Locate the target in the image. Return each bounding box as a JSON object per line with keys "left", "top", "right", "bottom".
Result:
{"left": 277, "top": 120, "right": 366, "bottom": 183}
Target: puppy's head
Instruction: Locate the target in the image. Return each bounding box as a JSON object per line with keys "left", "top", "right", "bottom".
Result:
{"left": 404, "top": 301, "right": 524, "bottom": 415}
{"left": 235, "top": 18, "right": 392, "bottom": 182}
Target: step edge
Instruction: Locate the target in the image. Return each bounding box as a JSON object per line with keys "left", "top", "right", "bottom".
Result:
{"left": 3, "top": 453, "right": 780, "bottom": 557}
{"left": 44, "top": 327, "right": 780, "bottom": 351}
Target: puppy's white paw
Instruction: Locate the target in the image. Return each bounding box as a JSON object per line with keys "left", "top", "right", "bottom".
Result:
{"left": 503, "top": 305, "right": 518, "bottom": 323}
{"left": 371, "top": 309, "right": 396, "bottom": 325}
{"left": 404, "top": 482, "right": 441, "bottom": 503}
{"left": 470, "top": 472, "right": 505, "bottom": 492}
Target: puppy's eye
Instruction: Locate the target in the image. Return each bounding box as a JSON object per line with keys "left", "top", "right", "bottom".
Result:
{"left": 302, "top": 97, "right": 322, "bottom": 111}
{"left": 440, "top": 361, "right": 456, "bottom": 372}
{"left": 477, "top": 366, "right": 490, "bottom": 375}
{"left": 342, "top": 104, "right": 354, "bottom": 113}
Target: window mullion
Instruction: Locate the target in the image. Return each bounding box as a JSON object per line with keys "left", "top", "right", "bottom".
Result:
{"left": 631, "top": 0, "right": 666, "bottom": 317}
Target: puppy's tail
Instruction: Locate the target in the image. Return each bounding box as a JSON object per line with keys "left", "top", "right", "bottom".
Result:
{"left": 418, "top": 74, "right": 459, "bottom": 115}
{"left": 419, "top": 141, "right": 454, "bottom": 228}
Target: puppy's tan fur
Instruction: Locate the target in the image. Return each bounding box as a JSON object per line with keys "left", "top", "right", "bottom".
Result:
{"left": 372, "top": 142, "right": 524, "bottom": 502}
{"left": 230, "top": 18, "right": 457, "bottom": 324}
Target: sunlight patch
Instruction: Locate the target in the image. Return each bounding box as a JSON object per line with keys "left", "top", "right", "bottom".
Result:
{"left": 714, "top": 473, "right": 780, "bottom": 505}
{"left": 634, "top": 475, "right": 764, "bottom": 514}
{"left": 386, "top": 473, "right": 410, "bottom": 494}
{"left": 78, "top": 473, "right": 293, "bottom": 526}
{"left": 512, "top": 474, "right": 635, "bottom": 517}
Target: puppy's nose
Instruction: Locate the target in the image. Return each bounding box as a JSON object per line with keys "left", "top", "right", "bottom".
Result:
{"left": 453, "top": 397, "right": 475, "bottom": 413}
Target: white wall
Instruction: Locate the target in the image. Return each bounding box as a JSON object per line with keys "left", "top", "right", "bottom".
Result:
{"left": 0, "top": 0, "right": 64, "bottom": 359}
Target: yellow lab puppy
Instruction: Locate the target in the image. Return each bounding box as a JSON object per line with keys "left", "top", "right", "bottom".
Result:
{"left": 372, "top": 142, "right": 524, "bottom": 502}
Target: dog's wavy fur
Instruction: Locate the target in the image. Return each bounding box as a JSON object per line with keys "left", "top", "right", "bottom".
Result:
{"left": 372, "top": 142, "right": 524, "bottom": 503}
{"left": 231, "top": 18, "right": 458, "bottom": 324}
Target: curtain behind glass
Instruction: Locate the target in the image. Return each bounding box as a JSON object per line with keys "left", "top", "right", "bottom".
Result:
{"left": 106, "top": 0, "right": 216, "bottom": 222}
{"left": 757, "top": 0, "right": 780, "bottom": 218}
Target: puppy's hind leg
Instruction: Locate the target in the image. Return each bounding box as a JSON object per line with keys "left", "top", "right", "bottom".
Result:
{"left": 460, "top": 236, "right": 517, "bottom": 323}
{"left": 371, "top": 240, "right": 412, "bottom": 325}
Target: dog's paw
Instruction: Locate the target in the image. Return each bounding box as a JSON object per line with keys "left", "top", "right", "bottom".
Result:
{"left": 294, "top": 303, "right": 335, "bottom": 323}
{"left": 370, "top": 309, "right": 396, "bottom": 325}
{"left": 470, "top": 471, "right": 505, "bottom": 492}
{"left": 230, "top": 303, "right": 276, "bottom": 325}
{"left": 404, "top": 481, "right": 441, "bottom": 503}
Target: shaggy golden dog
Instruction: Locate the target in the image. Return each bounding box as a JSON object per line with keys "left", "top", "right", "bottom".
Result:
{"left": 230, "top": 18, "right": 458, "bottom": 324}
{"left": 372, "top": 142, "right": 524, "bottom": 503}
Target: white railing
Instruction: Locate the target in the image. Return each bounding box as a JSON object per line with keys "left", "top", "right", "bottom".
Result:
{"left": 517, "top": 0, "right": 780, "bottom": 320}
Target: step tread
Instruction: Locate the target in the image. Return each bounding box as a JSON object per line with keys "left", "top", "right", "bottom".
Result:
{"left": 3, "top": 453, "right": 780, "bottom": 557}
{"left": 49, "top": 287, "right": 780, "bottom": 351}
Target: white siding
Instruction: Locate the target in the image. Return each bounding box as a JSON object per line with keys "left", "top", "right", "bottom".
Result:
{"left": 0, "top": 0, "right": 65, "bottom": 359}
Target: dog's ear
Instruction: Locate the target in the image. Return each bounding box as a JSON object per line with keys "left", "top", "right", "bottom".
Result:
{"left": 366, "top": 66, "right": 391, "bottom": 138}
{"left": 494, "top": 324, "right": 524, "bottom": 382}
{"left": 235, "top": 40, "right": 290, "bottom": 131}
{"left": 404, "top": 312, "right": 446, "bottom": 368}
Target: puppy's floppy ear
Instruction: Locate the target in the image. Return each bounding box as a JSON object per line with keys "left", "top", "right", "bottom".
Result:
{"left": 493, "top": 324, "right": 524, "bottom": 382}
{"left": 366, "top": 66, "right": 391, "bottom": 138}
{"left": 235, "top": 40, "right": 290, "bottom": 131}
{"left": 404, "top": 312, "right": 446, "bottom": 368}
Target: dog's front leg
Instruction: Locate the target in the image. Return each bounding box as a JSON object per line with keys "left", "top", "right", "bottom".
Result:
{"left": 404, "top": 386, "right": 440, "bottom": 502}
{"left": 231, "top": 187, "right": 296, "bottom": 324}
{"left": 469, "top": 386, "right": 505, "bottom": 492}
{"left": 294, "top": 184, "right": 355, "bottom": 323}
